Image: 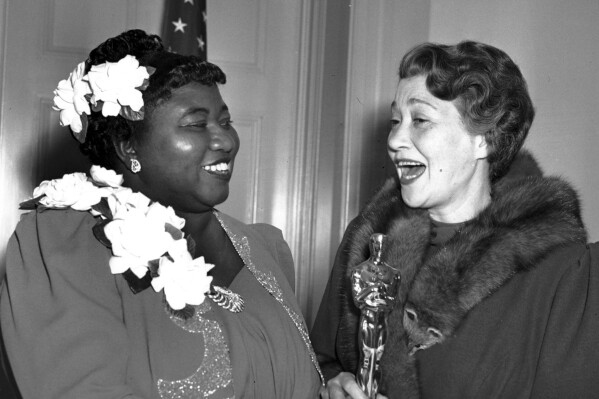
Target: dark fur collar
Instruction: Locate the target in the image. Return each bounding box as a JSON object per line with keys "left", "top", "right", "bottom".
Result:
{"left": 335, "top": 152, "right": 586, "bottom": 397}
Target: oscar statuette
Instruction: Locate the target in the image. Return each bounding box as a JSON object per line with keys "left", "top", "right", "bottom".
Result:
{"left": 349, "top": 233, "right": 400, "bottom": 398}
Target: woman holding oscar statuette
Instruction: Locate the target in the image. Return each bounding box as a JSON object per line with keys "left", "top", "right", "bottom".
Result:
{"left": 312, "top": 41, "right": 599, "bottom": 399}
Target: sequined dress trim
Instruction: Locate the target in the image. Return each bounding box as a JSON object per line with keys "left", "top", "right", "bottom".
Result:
{"left": 157, "top": 299, "right": 235, "bottom": 399}
{"left": 156, "top": 212, "right": 324, "bottom": 398}
{"left": 214, "top": 212, "right": 325, "bottom": 384}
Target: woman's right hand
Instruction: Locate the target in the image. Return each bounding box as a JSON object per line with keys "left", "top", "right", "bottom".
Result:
{"left": 319, "top": 372, "right": 388, "bottom": 399}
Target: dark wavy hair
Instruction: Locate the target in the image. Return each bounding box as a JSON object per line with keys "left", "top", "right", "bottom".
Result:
{"left": 399, "top": 41, "right": 535, "bottom": 181}
{"left": 79, "top": 29, "right": 226, "bottom": 168}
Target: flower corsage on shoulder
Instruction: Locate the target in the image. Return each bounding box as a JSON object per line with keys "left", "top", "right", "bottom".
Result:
{"left": 23, "top": 54, "right": 245, "bottom": 317}
{"left": 21, "top": 166, "right": 244, "bottom": 316}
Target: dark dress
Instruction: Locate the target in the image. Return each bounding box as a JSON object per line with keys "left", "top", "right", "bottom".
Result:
{"left": 310, "top": 169, "right": 599, "bottom": 398}
{"left": 1, "top": 208, "right": 322, "bottom": 399}
{"left": 416, "top": 241, "right": 599, "bottom": 398}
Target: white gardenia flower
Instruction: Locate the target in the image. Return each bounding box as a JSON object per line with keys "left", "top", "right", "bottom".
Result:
{"left": 52, "top": 61, "right": 92, "bottom": 133}
{"left": 104, "top": 202, "right": 184, "bottom": 278}
{"left": 34, "top": 172, "right": 102, "bottom": 211}
{"left": 104, "top": 207, "right": 179, "bottom": 277}
{"left": 146, "top": 202, "right": 186, "bottom": 231}
{"left": 86, "top": 55, "right": 149, "bottom": 117}
{"left": 32, "top": 180, "right": 50, "bottom": 199}
{"left": 106, "top": 187, "right": 151, "bottom": 220}
{"left": 151, "top": 240, "right": 214, "bottom": 310}
{"left": 90, "top": 165, "right": 124, "bottom": 188}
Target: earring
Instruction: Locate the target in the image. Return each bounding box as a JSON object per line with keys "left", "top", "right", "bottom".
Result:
{"left": 130, "top": 159, "right": 141, "bottom": 173}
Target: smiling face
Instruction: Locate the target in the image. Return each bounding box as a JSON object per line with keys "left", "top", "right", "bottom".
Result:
{"left": 130, "top": 82, "right": 239, "bottom": 213}
{"left": 388, "top": 75, "right": 490, "bottom": 222}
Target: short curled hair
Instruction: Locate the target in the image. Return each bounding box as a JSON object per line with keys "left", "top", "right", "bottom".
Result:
{"left": 399, "top": 41, "right": 535, "bottom": 181}
{"left": 79, "top": 29, "right": 226, "bottom": 168}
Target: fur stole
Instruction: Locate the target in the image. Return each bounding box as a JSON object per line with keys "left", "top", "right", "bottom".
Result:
{"left": 335, "top": 152, "right": 587, "bottom": 398}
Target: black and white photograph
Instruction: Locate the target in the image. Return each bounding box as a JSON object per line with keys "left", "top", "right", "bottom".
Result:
{"left": 0, "top": 1, "right": 598, "bottom": 398}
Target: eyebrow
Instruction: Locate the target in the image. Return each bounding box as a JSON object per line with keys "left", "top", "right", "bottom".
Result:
{"left": 391, "top": 98, "right": 438, "bottom": 110}
{"left": 408, "top": 97, "right": 437, "bottom": 109}
{"left": 181, "top": 105, "right": 229, "bottom": 118}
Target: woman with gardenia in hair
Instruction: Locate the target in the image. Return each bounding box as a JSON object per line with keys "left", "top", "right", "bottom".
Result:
{"left": 0, "top": 29, "right": 322, "bottom": 399}
{"left": 311, "top": 41, "right": 599, "bottom": 398}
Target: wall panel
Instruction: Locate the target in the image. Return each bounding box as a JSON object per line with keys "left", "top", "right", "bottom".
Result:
{"left": 208, "top": 0, "right": 265, "bottom": 72}
{"left": 48, "top": 0, "right": 133, "bottom": 54}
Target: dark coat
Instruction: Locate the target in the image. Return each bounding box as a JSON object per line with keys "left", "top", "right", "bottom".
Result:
{"left": 310, "top": 153, "right": 599, "bottom": 398}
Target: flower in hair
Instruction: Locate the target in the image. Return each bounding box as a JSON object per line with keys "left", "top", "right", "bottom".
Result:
{"left": 52, "top": 62, "right": 92, "bottom": 135}
{"left": 85, "top": 55, "right": 150, "bottom": 117}
{"left": 53, "top": 55, "right": 154, "bottom": 143}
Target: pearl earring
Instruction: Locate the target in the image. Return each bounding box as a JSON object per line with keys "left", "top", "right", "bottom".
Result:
{"left": 130, "top": 159, "right": 141, "bottom": 173}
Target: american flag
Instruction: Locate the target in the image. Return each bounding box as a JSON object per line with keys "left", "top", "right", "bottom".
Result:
{"left": 161, "top": 0, "right": 207, "bottom": 60}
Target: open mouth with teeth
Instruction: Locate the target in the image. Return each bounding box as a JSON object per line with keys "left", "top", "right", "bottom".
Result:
{"left": 202, "top": 161, "right": 231, "bottom": 177}
{"left": 396, "top": 160, "right": 426, "bottom": 184}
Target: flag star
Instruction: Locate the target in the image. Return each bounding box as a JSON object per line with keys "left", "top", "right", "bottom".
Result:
{"left": 184, "top": 0, "right": 194, "bottom": 4}
{"left": 197, "top": 36, "right": 205, "bottom": 51}
{"left": 172, "top": 18, "right": 187, "bottom": 33}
